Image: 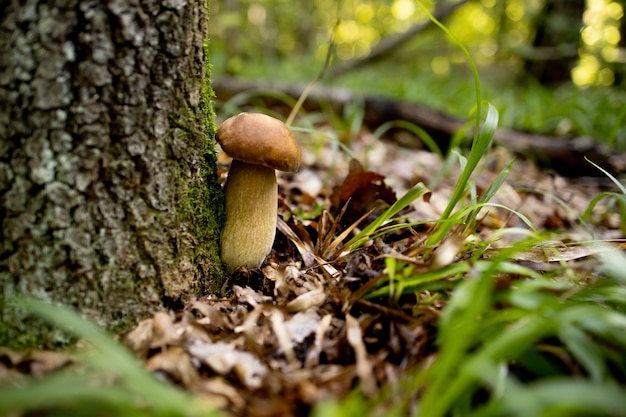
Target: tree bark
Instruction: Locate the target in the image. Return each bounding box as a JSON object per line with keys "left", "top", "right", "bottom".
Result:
{"left": 0, "top": 0, "right": 225, "bottom": 347}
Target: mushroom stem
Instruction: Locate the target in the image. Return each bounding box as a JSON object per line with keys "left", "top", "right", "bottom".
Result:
{"left": 220, "top": 159, "right": 278, "bottom": 274}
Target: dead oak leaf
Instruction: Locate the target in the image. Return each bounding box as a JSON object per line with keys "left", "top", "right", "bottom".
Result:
{"left": 330, "top": 158, "right": 397, "bottom": 226}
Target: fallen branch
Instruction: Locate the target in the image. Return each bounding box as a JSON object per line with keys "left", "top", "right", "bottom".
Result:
{"left": 213, "top": 76, "right": 623, "bottom": 177}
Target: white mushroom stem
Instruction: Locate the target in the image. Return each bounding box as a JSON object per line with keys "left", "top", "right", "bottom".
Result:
{"left": 220, "top": 159, "right": 278, "bottom": 274}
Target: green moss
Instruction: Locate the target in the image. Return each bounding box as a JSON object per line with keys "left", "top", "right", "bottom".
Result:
{"left": 170, "top": 33, "right": 226, "bottom": 295}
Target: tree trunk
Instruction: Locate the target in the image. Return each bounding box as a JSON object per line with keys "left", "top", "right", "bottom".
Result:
{"left": 0, "top": 0, "right": 225, "bottom": 347}
{"left": 523, "top": 0, "right": 585, "bottom": 84}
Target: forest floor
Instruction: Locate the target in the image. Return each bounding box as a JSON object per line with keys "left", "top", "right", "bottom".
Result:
{"left": 2, "top": 108, "right": 624, "bottom": 417}
{"left": 124, "top": 112, "right": 624, "bottom": 416}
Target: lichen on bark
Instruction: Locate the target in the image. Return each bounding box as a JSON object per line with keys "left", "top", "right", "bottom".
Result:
{"left": 0, "top": 0, "right": 224, "bottom": 347}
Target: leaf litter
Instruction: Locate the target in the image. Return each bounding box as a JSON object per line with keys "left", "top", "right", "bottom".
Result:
{"left": 126, "top": 124, "right": 623, "bottom": 416}
{"left": 1, "top": 119, "right": 624, "bottom": 417}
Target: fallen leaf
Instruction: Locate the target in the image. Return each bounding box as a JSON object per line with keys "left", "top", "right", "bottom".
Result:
{"left": 346, "top": 314, "right": 376, "bottom": 395}
{"left": 330, "top": 159, "right": 397, "bottom": 226}
{"left": 188, "top": 341, "right": 268, "bottom": 389}
{"left": 146, "top": 346, "right": 198, "bottom": 385}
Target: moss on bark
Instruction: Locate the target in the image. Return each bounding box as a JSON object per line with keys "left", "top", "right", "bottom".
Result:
{"left": 0, "top": 0, "right": 224, "bottom": 348}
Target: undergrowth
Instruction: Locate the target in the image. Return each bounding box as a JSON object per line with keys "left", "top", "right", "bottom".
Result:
{"left": 301, "top": 7, "right": 626, "bottom": 416}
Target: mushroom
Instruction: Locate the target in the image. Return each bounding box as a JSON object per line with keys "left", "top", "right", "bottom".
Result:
{"left": 216, "top": 112, "right": 302, "bottom": 274}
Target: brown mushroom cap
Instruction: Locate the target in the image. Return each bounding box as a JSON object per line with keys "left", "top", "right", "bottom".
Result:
{"left": 216, "top": 112, "right": 302, "bottom": 172}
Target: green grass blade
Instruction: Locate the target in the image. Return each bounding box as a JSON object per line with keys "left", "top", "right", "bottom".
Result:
{"left": 427, "top": 103, "right": 499, "bottom": 245}
{"left": 365, "top": 261, "right": 471, "bottom": 299}
{"left": 558, "top": 323, "right": 607, "bottom": 382}
{"left": 0, "top": 372, "right": 147, "bottom": 416}
{"left": 472, "top": 379, "right": 626, "bottom": 417}
{"left": 442, "top": 102, "right": 499, "bottom": 220}
{"left": 583, "top": 191, "right": 626, "bottom": 222}
{"left": 6, "top": 298, "right": 219, "bottom": 417}
{"left": 17, "top": 299, "right": 156, "bottom": 384}
{"left": 464, "top": 158, "right": 514, "bottom": 233}
{"left": 418, "top": 264, "right": 499, "bottom": 417}
{"left": 344, "top": 182, "right": 430, "bottom": 251}
{"left": 585, "top": 157, "right": 626, "bottom": 195}
{"left": 414, "top": 0, "right": 484, "bottom": 143}
{"left": 593, "top": 243, "right": 626, "bottom": 285}
{"left": 372, "top": 120, "right": 443, "bottom": 157}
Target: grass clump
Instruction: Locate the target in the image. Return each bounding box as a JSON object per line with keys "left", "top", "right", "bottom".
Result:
{"left": 312, "top": 241, "right": 626, "bottom": 417}
{"left": 306, "top": 3, "right": 626, "bottom": 415}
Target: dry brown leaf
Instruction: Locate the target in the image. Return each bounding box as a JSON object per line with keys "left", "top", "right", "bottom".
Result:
{"left": 430, "top": 233, "right": 465, "bottom": 269}
{"left": 123, "top": 318, "right": 153, "bottom": 357}
{"left": 146, "top": 346, "right": 198, "bottom": 385}
{"left": 188, "top": 341, "right": 268, "bottom": 389}
{"left": 151, "top": 311, "right": 180, "bottom": 348}
{"left": 234, "top": 284, "right": 272, "bottom": 306}
{"left": 305, "top": 314, "right": 333, "bottom": 368}
{"left": 504, "top": 241, "right": 625, "bottom": 263}
{"left": 286, "top": 288, "right": 326, "bottom": 312}
{"left": 270, "top": 308, "right": 297, "bottom": 365}
{"left": 193, "top": 377, "right": 246, "bottom": 410}
{"left": 345, "top": 314, "right": 376, "bottom": 396}
{"left": 285, "top": 310, "right": 321, "bottom": 345}
{"left": 330, "top": 158, "right": 398, "bottom": 226}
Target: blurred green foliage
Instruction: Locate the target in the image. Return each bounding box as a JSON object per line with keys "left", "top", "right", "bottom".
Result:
{"left": 208, "top": 0, "right": 626, "bottom": 148}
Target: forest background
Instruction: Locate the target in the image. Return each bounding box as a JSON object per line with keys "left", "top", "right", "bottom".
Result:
{"left": 209, "top": 0, "right": 626, "bottom": 149}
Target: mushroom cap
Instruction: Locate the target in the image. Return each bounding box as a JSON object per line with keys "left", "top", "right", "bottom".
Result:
{"left": 216, "top": 112, "right": 302, "bottom": 172}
